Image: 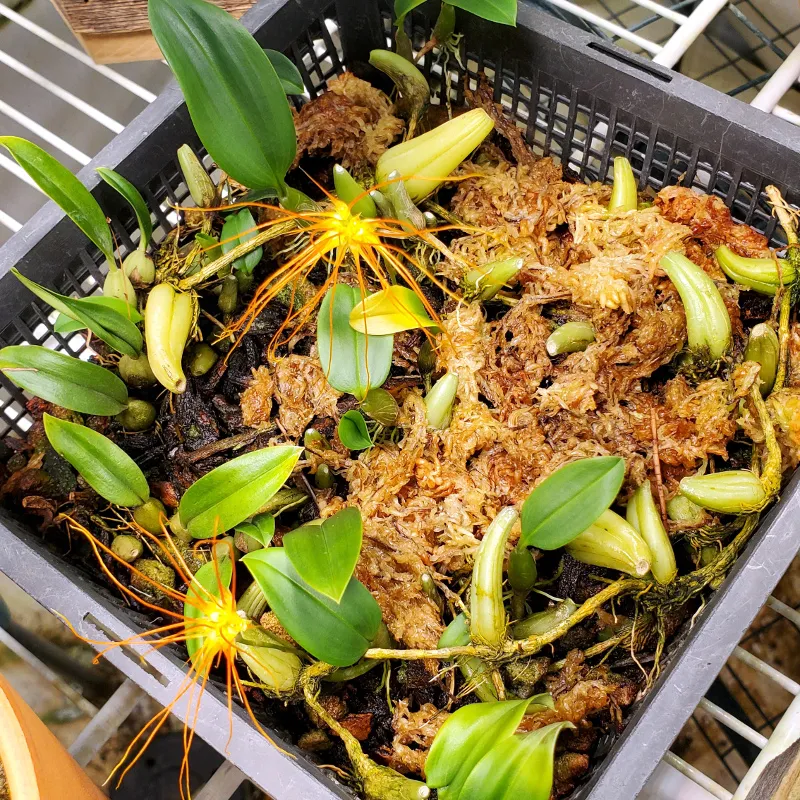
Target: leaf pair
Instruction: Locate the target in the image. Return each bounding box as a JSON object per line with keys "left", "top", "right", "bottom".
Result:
{"left": 0, "top": 138, "right": 153, "bottom": 263}
{"left": 519, "top": 456, "right": 625, "bottom": 549}
{"left": 54, "top": 297, "right": 142, "bottom": 336}
{"left": 235, "top": 513, "right": 276, "bottom": 548}
{"left": 0, "top": 346, "right": 128, "bottom": 416}
{"left": 179, "top": 446, "right": 302, "bottom": 538}
{"left": 12, "top": 269, "right": 142, "bottom": 357}
{"left": 242, "top": 547, "right": 380, "bottom": 667}
{"left": 426, "top": 698, "right": 571, "bottom": 800}
{"left": 284, "top": 507, "right": 362, "bottom": 603}
{"left": 220, "top": 209, "right": 263, "bottom": 275}
{"left": 317, "top": 284, "right": 393, "bottom": 401}
{"left": 338, "top": 410, "right": 372, "bottom": 451}
{"left": 43, "top": 414, "right": 149, "bottom": 506}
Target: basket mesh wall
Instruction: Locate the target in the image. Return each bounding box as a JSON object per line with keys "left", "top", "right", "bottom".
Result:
{"left": 0, "top": 1, "right": 789, "bottom": 441}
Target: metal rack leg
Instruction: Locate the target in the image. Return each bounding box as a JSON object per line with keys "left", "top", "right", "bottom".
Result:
{"left": 194, "top": 761, "right": 247, "bottom": 800}
{"left": 68, "top": 679, "right": 144, "bottom": 767}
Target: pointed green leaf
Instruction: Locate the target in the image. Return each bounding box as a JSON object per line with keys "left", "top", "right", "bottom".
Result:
{"left": 149, "top": 0, "right": 296, "bottom": 194}
{"left": 54, "top": 297, "right": 142, "bottom": 335}
{"left": 43, "top": 414, "right": 148, "bottom": 506}
{"left": 426, "top": 699, "right": 533, "bottom": 795}
{"left": 520, "top": 456, "right": 625, "bottom": 550}
{"left": 337, "top": 410, "right": 372, "bottom": 451}
{"left": 0, "top": 346, "right": 128, "bottom": 416}
{"left": 458, "top": 722, "right": 574, "bottom": 800}
{"left": 12, "top": 269, "right": 142, "bottom": 357}
{"left": 185, "top": 556, "right": 233, "bottom": 668}
{"left": 284, "top": 506, "right": 362, "bottom": 603}
{"left": 264, "top": 49, "right": 304, "bottom": 95}
{"left": 220, "top": 208, "right": 263, "bottom": 275}
{"left": 235, "top": 513, "right": 276, "bottom": 547}
{"left": 349, "top": 285, "right": 438, "bottom": 336}
{"left": 96, "top": 167, "right": 153, "bottom": 246}
{"left": 0, "top": 136, "right": 115, "bottom": 263}
{"left": 450, "top": 0, "right": 518, "bottom": 25}
{"left": 317, "top": 284, "right": 393, "bottom": 401}
{"left": 242, "top": 547, "right": 381, "bottom": 666}
{"left": 179, "top": 445, "right": 302, "bottom": 538}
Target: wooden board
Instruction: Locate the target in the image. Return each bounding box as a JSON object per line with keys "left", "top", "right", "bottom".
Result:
{"left": 49, "top": 0, "right": 256, "bottom": 63}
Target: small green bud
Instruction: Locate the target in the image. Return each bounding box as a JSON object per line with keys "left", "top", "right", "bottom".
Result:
{"left": 303, "top": 428, "right": 330, "bottom": 451}
{"left": 187, "top": 342, "right": 218, "bottom": 377}
{"left": 507, "top": 544, "right": 537, "bottom": 592}
{"left": 463, "top": 257, "right": 523, "bottom": 302}
{"left": 361, "top": 388, "right": 399, "bottom": 427}
{"left": 133, "top": 497, "right": 167, "bottom": 534}
{"left": 608, "top": 156, "right": 637, "bottom": 213}
{"left": 333, "top": 165, "right": 377, "bottom": 218}
{"left": 169, "top": 511, "right": 192, "bottom": 543}
{"left": 314, "top": 464, "right": 335, "bottom": 490}
{"left": 512, "top": 599, "right": 577, "bottom": 639}
{"left": 667, "top": 495, "right": 706, "bottom": 524}
{"left": 218, "top": 274, "right": 238, "bottom": 315}
{"left": 116, "top": 399, "right": 157, "bottom": 431}
{"left": 111, "top": 534, "right": 143, "bottom": 563}
{"left": 678, "top": 470, "right": 766, "bottom": 514}
{"left": 546, "top": 320, "right": 595, "bottom": 357}
{"left": 715, "top": 245, "right": 795, "bottom": 295}
{"left": 420, "top": 573, "right": 443, "bottom": 611}
{"left": 745, "top": 323, "right": 780, "bottom": 397}
{"left": 123, "top": 250, "right": 155, "bottom": 285}
{"left": 213, "top": 536, "right": 238, "bottom": 562}
{"left": 103, "top": 268, "right": 136, "bottom": 307}
{"left": 118, "top": 353, "right": 158, "bottom": 389}
{"left": 384, "top": 170, "right": 427, "bottom": 230}
{"left": 425, "top": 371, "right": 458, "bottom": 430}
{"left": 369, "top": 189, "right": 394, "bottom": 218}
{"left": 237, "top": 580, "right": 268, "bottom": 620}
{"left": 177, "top": 144, "right": 215, "bottom": 208}
{"left": 417, "top": 339, "right": 437, "bottom": 377}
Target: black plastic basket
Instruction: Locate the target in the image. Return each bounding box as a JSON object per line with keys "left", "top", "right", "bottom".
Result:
{"left": 1, "top": 1, "right": 800, "bottom": 797}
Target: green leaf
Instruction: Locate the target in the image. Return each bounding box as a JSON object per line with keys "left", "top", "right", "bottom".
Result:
{"left": 264, "top": 49, "right": 304, "bottom": 95}
{"left": 220, "top": 208, "right": 263, "bottom": 275}
{"left": 195, "top": 232, "right": 222, "bottom": 262}
{"left": 235, "top": 513, "right": 276, "bottom": 547}
{"left": 394, "top": 0, "right": 426, "bottom": 24}
{"left": 519, "top": 456, "right": 625, "bottom": 550}
{"left": 450, "top": 0, "right": 517, "bottom": 25}
{"left": 54, "top": 297, "right": 142, "bottom": 335}
{"left": 242, "top": 547, "right": 381, "bottom": 666}
{"left": 0, "top": 136, "right": 115, "bottom": 264}
{"left": 12, "top": 269, "right": 142, "bottom": 357}
{"left": 96, "top": 167, "right": 153, "bottom": 247}
{"left": 318, "top": 284, "right": 393, "bottom": 401}
{"left": 43, "top": 414, "right": 148, "bottom": 506}
{"left": 185, "top": 557, "right": 232, "bottom": 668}
{"left": 349, "top": 285, "right": 438, "bottom": 335}
{"left": 337, "top": 410, "right": 372, "bottom": 451}
{"left": 0, "top": 345, "right": 128, "bottom": 416}
{"left": 284, "top": 506, "right": 362, "bottom": 603}
{"left": 426, "top": 699, "right": 533, "bottom": 797}
{"left": 458, "top": 722, "right": 574, "bottom": 800}
{"left": 149, "top": 0, "right": 296, "bottom": 194}
{"left": 179, "top": 445, "right": 302, "bottom": 538}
